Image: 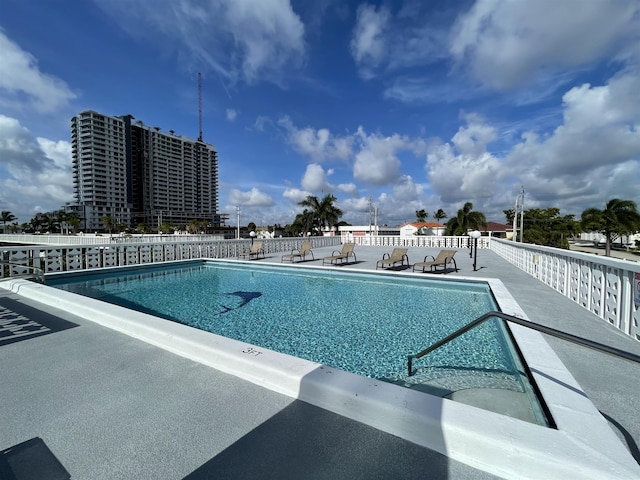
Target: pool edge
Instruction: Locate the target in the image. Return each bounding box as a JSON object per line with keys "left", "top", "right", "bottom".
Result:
{"left": 2, "top": 269, "right": 638, "bottom": 478}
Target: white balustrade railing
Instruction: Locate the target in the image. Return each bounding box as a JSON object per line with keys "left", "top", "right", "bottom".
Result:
{"left": 0, "top": 237, "right": 341, "bottom": 278}
{"left": 0, "top": 233, "right": 227, "bottom": 245}
{"left": 345, "top": 235, "right": 491, "bottom": 249}
{"left": 491, "top": 238, "right": 640, "bottom": 341}
{"left": 15, "top": 234, "right": 635, "bottom": 341}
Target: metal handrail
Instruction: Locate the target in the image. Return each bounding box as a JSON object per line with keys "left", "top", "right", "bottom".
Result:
{"left": 407, "top": 311, "right": 640, "bottom": 376}
{"left": 0, "top": 261, "right": 45, "bottom": 283}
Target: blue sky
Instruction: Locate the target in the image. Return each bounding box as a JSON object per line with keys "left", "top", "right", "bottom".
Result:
{"left": 1, "top": 0, "right": 640, "bottom": 228}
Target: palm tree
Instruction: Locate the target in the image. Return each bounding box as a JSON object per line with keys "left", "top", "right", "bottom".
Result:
{"left": 1, "top": 211, "right": 16, "bottom": 234}
{"left": 298, "top": 194, "right": 343, "bottom": 234}
{"left": 158, "top": 222, "right": 174, "bottom": 234}
{"left": 66, "top": 212, "right": 81, "bottom": 234}
{"left": 101, "top": 215, "right": 114, "bottom": 235}
{"left": 433, "top": 209, "right": 447, "bottom": 223}
{"left": 415, "top": 209, "right": 428, "bottom": 222}
{"left": 136, "top": 222, "right": 152, "bottom": 234}
{"left": 56, "top": 210, "right": 68, "bottom": 234}
{"left": 581, "top": 199, "right": 640, "bottom": 256}
{"left": 445, "top": 202, "right": 487, "bottom": 236}
{"left": 290, "top": 209, "right": 317, "bottom": 236}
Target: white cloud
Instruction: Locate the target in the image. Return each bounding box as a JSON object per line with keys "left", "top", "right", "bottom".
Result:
{"left": 278, "top": 116, "right": 352, "bottom": 162}
{"left": 228, "top": 187, "right": 275, "bottom": 206}
{"left": 336, "top": 182, "right": 358, "bottom": 196}
{"left": 226, "top": 108, "right": 238, "bottom": 122}
{"left": 350, "top": 3, "right": 449, "bottom": 80}
{"left": 283, "top": 187, "right": 312, "bottom": 203}
{"left": 95, "top": 0, "right": 306, "bottom": 86}
{"left": 392, "top": 175, "right": 423, "bottom": 202}
{"left": 0, "top": 115, "right": 57, "bottom": 175}
{"left": 0, "top": 115, "right": 72, "bottom": 221}
{"left": 425, "top": 115, "right": 503, "bottom": 204}
{"left": 353, "top": 127, "right": 409, "bottom": 185}
{"left": 0, "top": 30, "right": 77, "bottom": 113}
{"left": 450, "top": 0, "right": 640, "bottom": 89}
{"left": 301, "top": 163, "right": 330, "bottom": 192}
{"left": 252, "top": 115, "right": 270, "bottom": 132}
{"left": 505, "top": 67, "right": 640, "bottom": 202}
{"left": 350, "top": 4, "right": 390, "bottom": 79}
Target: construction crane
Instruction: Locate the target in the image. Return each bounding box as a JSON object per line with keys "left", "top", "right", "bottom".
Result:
{"left": 197, "top": 72, "right": 203, "bottom": 142}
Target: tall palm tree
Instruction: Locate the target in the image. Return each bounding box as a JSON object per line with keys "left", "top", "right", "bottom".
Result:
{"left": 433, "top": 208, "right": 447, "bottom": 223}
{"left": 56, "top": 210, "right": 68, "bottom": 234}
{"left": 291, "top": 209, "right": 316, "bottom": 236}
{"left": 445, "top": 202, "right": 487, "bottom": 236}
{"left": 102, "top": 215, "right": 114, "bottom": 234}
{"left": 298, "top": 194, "right": 343, "bottom": 234}
{"left": 581, "top": 198, "right": 640, "bottom": 256}
{"left": 66, "top": 212, "right": 81, "bottom": 234}
{"left": 415, "top": 209, "right": 428, "bottom": 222}
{"left": 1, "top": 211, "right": 16, "bottom": 234}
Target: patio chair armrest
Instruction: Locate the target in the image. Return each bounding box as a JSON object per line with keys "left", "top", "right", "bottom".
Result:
{"left": 422, "top": 255, "right": 435, "bottom": 262}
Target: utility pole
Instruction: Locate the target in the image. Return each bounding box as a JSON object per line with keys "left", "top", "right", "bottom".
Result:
{"left": 374, "top": 205, "right": 378, "bottom": 236}
{"left": 368, "top": 196, "right": 373, "bottom": 237}
{"left": 520, "top": 186, "right": 525, "bottom": 242}
{"left": 512, "top": 197, "right": 519, "bottom": 242}
{"left": 236, "top": 205, "right": 241, "bottom": 239}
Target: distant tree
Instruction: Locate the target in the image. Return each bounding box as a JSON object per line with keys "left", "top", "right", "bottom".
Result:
{"left": 247, "top": 222, "right": 257, "bottom": 233}
{"left": 66, "top": 212, "right": 81, "bottom": 234}
{"left": 10, "top": 222, "right": 19, "bottom": 233}
{"left": 506, "top": 208, "right": 578, "bottom": 248}
{"left": 445, "top": 202, "right": 487, "bottom": 235}
{"left": 55, "top": 210, "right": 68, "bottom": 234}
{"left": 101, "top": 215, "right": 114, "bottom": 234}
{"left": 30, "top": 212, "right": 56, "bottom": 233}
{"left": 158, "top": 222, "right": 174, "bottom": 234}
{"left": 136, "top": 223, "right": 152, "bottom": 234}
{"left": 415, "top": 209, "right": 428, "bottom": 222}
{"left": 581, "top": 199, "right": 640, "bottom": 256}
{"left": 433, "top": 209, "right": 447, "bottom": 223}
{"left": 290, "top": 209, "right": 317, "bottom": 236}
{"left": 1, "top": 211, "right": 16, "bottom": 234}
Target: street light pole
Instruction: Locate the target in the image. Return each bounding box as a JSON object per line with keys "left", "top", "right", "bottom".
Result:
{"left": 470, "top": 230, "right": 481, "bottom": 271}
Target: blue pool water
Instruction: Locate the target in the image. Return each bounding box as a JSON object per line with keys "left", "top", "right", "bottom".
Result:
{"left": 47, "top": 262, "right": 525, "bottom": 384}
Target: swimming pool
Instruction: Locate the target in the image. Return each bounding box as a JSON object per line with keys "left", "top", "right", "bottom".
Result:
{"left": 48, "top": 260, "right": 547, "bottom": 424}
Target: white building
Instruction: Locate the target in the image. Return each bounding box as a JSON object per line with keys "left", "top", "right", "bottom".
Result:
{"left": 338, "top": 225, "right": 401, "bottom": 241}
{"left": 400, "top": 222, "right": 446, "bottom": 237}
{"left": 70, "top": 111, "right": 219, "bottom": 232}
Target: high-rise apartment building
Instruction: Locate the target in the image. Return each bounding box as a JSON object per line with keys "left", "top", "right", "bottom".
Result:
{"left": 70, "top": 110, "right": 219, "bottom": 232}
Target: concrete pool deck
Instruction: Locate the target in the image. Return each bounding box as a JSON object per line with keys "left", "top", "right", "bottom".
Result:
{"left": 2, "top": 246, "right": 640, "bottom": 478}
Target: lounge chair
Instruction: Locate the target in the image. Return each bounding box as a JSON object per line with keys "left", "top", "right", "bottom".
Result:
{"left": 413, "top": 249, "right": 458, "bottom": 273}
{"left": 322, "top": 242, "right": 356, "bottom": 265}
{"left": 239, "top": 240, "right": 265, "bottom": 260}
{"left": 281, "top": 240, "right": 314, "bottom": 263}
{"left": 376, "top": 248, "right": 409, "bottom": 270}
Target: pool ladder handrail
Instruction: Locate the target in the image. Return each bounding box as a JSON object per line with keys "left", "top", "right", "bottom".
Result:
{"left": 0, "top": 261, "right": 45, "bottom": 284}
{"left": 407, "top": 310, "right": 640, "bottom": 376}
